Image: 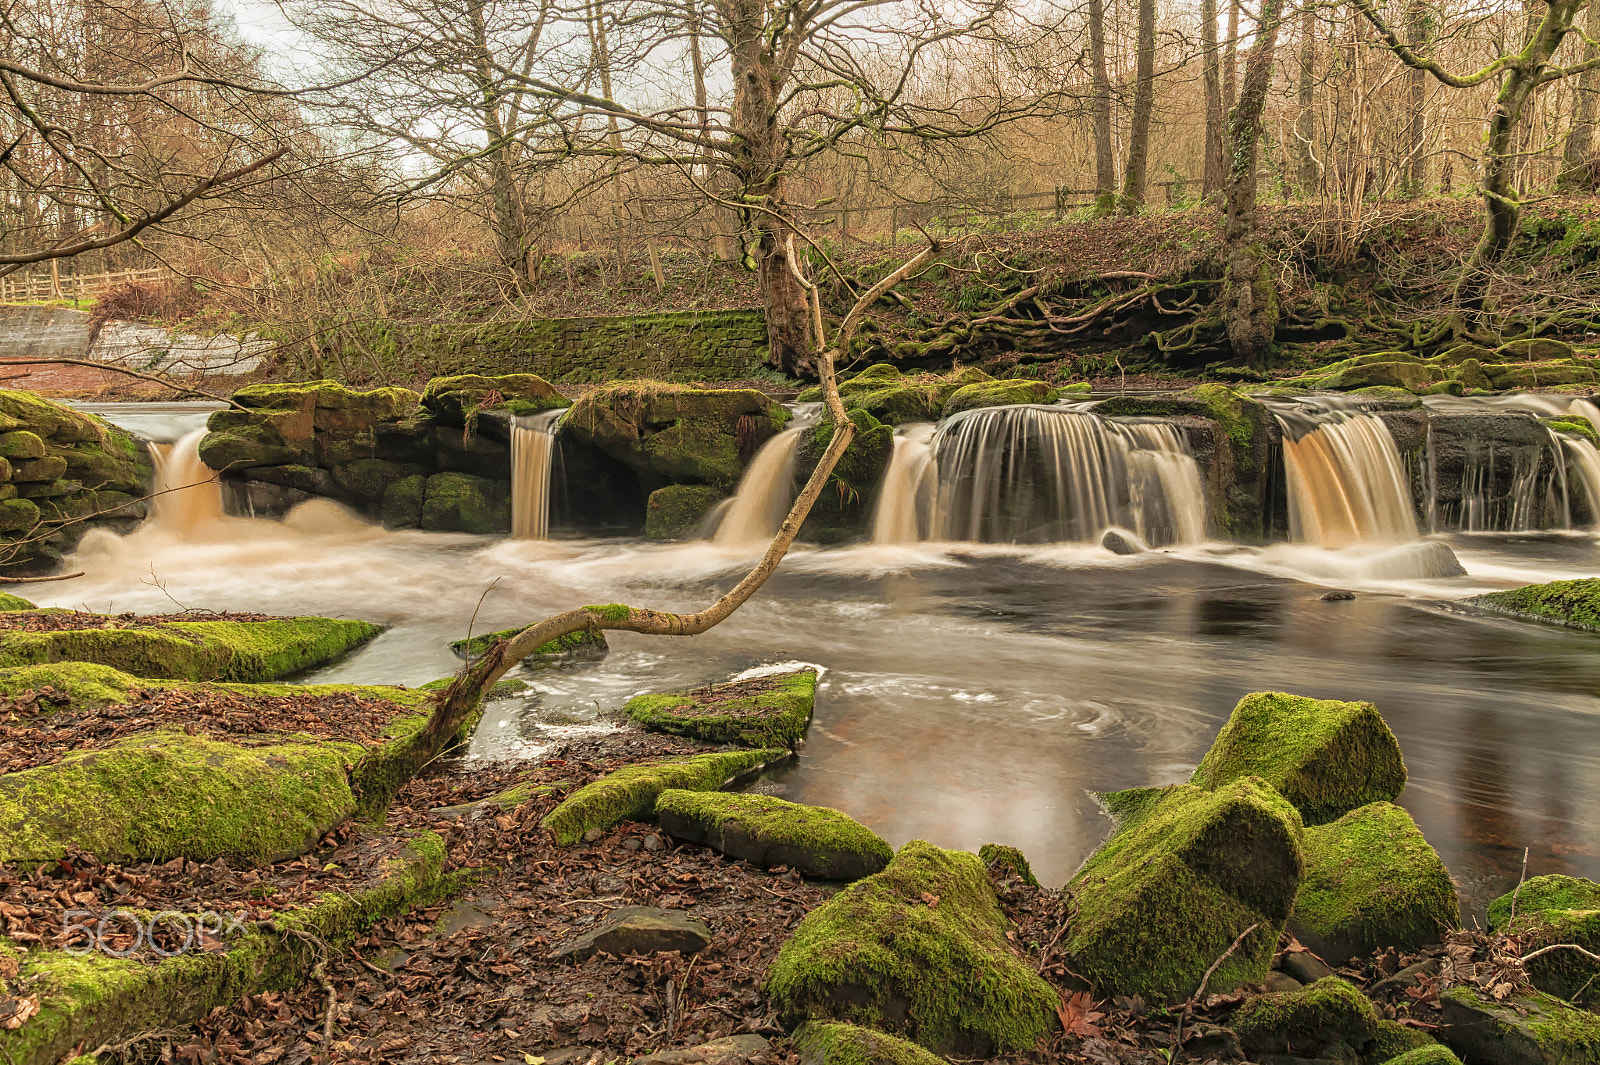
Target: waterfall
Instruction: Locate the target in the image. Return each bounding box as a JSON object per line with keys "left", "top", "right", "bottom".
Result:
{"left": 1278, "top": 412, "right": 1417, "bottom": 547}
{"left": 928, "top": 405, "right": 1206, "bottom": 545}
{"left": 511, "top": 410, "right": 562, "bottom": 539}
{"left": 714, "top": 424, "right": 808, "bottom": 545}
{"left": 871, "top": 423, "right": 938, "bottom": 543}
{"left": 149, "top": 428, "right": 224, "bottom": 533}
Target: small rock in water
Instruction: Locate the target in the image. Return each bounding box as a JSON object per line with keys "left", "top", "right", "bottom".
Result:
{"left": 1100, "top": 527, "right": 1149, "bottom": 556}
{"left": 1321, "top": 590, "right": 1357, "bottom": 601}
{"left": 550, "top": 906, "right": 712, "bottom": 960}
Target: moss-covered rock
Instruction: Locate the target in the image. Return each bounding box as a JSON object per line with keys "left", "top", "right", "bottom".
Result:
{"left": 656, "top": 789, "right": 892, "bottom": 880}
{"left": 1289, "top": 802, "right": 1459, "bottom": 964}
{"left": 1381, "top": 1047, "right": 1461, "bottom": 1065}
{"left": 381, "top": 473, "right": 426, "bottom": 527}
{"left": 1488, "top": 874, "right": 1600, "bottom": 929}
{"left": 822, "top": 364, "right": 963, "bottom": 426}
{"left": 561, "top": 381, "right": 787, "bottom": 491}
{"left": 1487, "top": 876, "right": 1600, "bottom": 1008}
{"left": 0, "top": 616, "right": 381, "bottom": 682}
{"left": 1231, "top": 977, "right": 1380, "bottom": 1060}
{"left": 419, "top": 373, "right": 566, "bottom": 427}
{"left": 0, "top": 593, "right": 34, "bottom": 611}
{"left": 624, "top": 669, "right": 815, "bottom": 748}
{"left": 792, "top": 1021, "right": 945, "bottom": 1065}
{"left": 0, "top": 732, "right": 361, "bottom": 865}
{"left": 1469, "top": 578, "right": 1600, "bottom": 632}
{"left": 765, "top": 840, "right": 1058, "bottom": 1056}
{"left": 645, "top": 484, "right": 725, "bottom": 539}
{"left": 542, "top": 748, "right": 786, "bottom": 845}
{"left": 1368, "top": 1018, "right": 1442, "bottom": 1062}
{"left": 942, "top": 380, "right": 1059, "bottom": 418}
{"left": 420, "top": 471, "right": 509, "bottom": 533}
{"left": 0, "top": 497, "right": 39, "bottom": 532}
{"left": 792, "top": 410, "right": 893, "bottom": 543}
{"left": 1190, "top": 691, "right": 1407, "bottom": 825}
{"left": 1545, "top": 417, "right": 1600, "bottom": 447}
{"left": 0, "top": 430, "right": 46, "bottom": 459}
{"left": 979, "top": 843, "right": 1041, "bottom": 888}
{"left": 1499, "top": 338, "right": 1578, "bottom": 363}
{"left": 197, "top": 426, "right": 306, "bottom": 471}
{"left": 1483, "top": 359, "right": 1600, "bottom": 389}
{"left": 1439, "top": 986, "right": 1600, "bottom": 1064}
{"left": 1063, "top": 777, "right": 1304, "bottom": 1003}
{"left": 448, "top": 625, "right": 608, "bottom": 665}
{"left": 1318, "top": 361, "right": 1436, "bottom": 391}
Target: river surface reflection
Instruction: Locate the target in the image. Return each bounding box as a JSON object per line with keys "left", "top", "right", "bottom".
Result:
{"left": 30, "top": 520, "right": 1600, "bottom": 918}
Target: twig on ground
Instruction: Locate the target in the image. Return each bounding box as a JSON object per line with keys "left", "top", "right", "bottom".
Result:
{"left": 1174, "top": 922, "right": 1262, "bottom": 1059}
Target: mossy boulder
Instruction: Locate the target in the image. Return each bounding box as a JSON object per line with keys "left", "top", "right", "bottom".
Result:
{"left": 792, "top": 1021, "right": 945, "bottom": 1065}
{"left": 1063, "top": 777, "right": 1304, "bottom": 1003}
{"left": 198, "top": 426, "right": 306, "bottom": 471}
{"left": 0, "top": 498, "right": 39, "bottom": 533}
{"left": 979, "top": 843, "right": 1041, "bottom": 888}
{"left": 420, "top": 471, "right": 509, "bottom": 533}
{"left": 0, "top": 431, "right": 46, "bottom": 459}
{"left": 419, "top": 373, "right": 566, "bottom": 427}
{"left": 941, "top": 380, "right": 1058, "bottom": 418}
{"left": 656, "top": 790, "right": 892, "bottom": 880}
{"left": 380, "top": 473, "right": 426, "bottom": 527}
{"left": 0, "top": 616, "right": 381, "bottom": 682}
{"left": 0, "top": 593, "right": 34, "bottom": 611}
{"left": 0, "top": 732, "right": 361, "bottom": 865}
{"left": 1289, "top": 802, "right": 1460, "bottom": 964}
{"left": 1498, "top": 338, "right": 1577, "bottom": 363}
{"left": 624, "top": 668, "right": 815, "bottom": 748}
{"left": 1488, "top": 876, "right": 1600, "bottom": 1009}
{"left": 1381, "top": 1048, "right": 1461, "bottom": 1065}
{"left": 1318, "top": 361, "right": 1437, "bottom": 391}
{"left": 1369, "top": 1018, "right": 1444, "bottom": 1062}
{"left": 542, "top": 748, "right": 786, "bottom": 846}
{"left": 1488, "top": 874, "right": 1600, "bottom": 929}
{"left": 1439, "top": 986, "right": 1600, "bottom": 1063}
{"left": 1545, "top": 417, "right": 1599, "bottom": 446}
{"left": 1190, "top": 691, "right": 1407, "bottom": 825}
{"left": 448, "top": 625, "right": 608, "bottom": 665}
{"left": 820, "top": 364, "right": 962, "bottom": 426}
{"left": 1483, "top": 360, "right": 1600, "bottom": 389}
{"left": 561, "top": 381, "right": 788, "bottom": 490}
{"left": 765, "top": 840, "right": 1058, "bottom": 1056}
{"left": 1469, "top": 578, "right": 1600, "bottom": 632}
{"left": 1231, "top": 977, "right": 1380, "bottom": 1061}
{"left": 793, "top": 410, "right": 893, "bottom": 543}
{"left": 645, "top": 484, "right": 725, "bottom": 539}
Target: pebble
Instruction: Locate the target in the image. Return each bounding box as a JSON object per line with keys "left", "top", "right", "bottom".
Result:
{"left": 1281, "top": 949, "right": 1336, "bottom": 985}
{"left": 643, "top": 833, "right": 665, "bottom": 852}
{"left": 550, "top": 907, "right": 712, "bottom": 961}
{"left": 1320, "top": 590, "right": 1357, "bottom": 601}
{"left": 582, "top": 827, "right": 603, "bottom": 842}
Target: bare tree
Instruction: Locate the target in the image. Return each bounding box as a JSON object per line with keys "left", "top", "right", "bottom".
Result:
{"left": 1089, "top": 0, "right": 1117, "bottom": 214}
{"left": 1293, "top": 0, "right": 1319, "bottom": 195}
{"left": 1202, "top": 0, "right": 1228, "bottom": 198}
{"left": 1119, "top": 0, "right": 1158, "bottom": 213}
{"left": 1561, "top": 0, "right": 1600, "bottom": 188}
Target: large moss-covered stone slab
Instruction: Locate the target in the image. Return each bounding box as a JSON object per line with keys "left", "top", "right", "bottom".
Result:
{"left": 1440, "top": 986, "right": 1600, "bottom": 1064}
{"left": 941, "top": 379, "right": 1059, "bottom": 418}
{"left": 1383, "top": 1048, "right": 1463, "bottom": 1065}
{"left": 645, "top": 484, "right": 725, "bottom": 539}
{"left": 1190, "top": 691, "right": 1407, "bottom": 825}
{"left": 1488, "top": 876, "right": 1600, "bottom": 1009}
{"left": 419, "top": 373, "right": 566, "bottom": 426}
{"left": 449, "top": 625, "right": 608, "bottom": 665}
{"left": 1232, "top": 977, "right": 1381, "bottom": 1060}
{"left": 625, "top": 669, "right": 815, "bottom": 748}
{"left": 765, "top": 839, "right": 1057, "bottom": 1057}
{"left": 1488, "top": 875, "right": 1600, "bottom": 929}
{"left": 0, "top": 616, "right": 382, "bottom": 682}
{"left": 792, "top": 1021, "right": 945, "bottom": 1065}
{"left": 420, "top": 471, "right": 509, "bottom": 533}
{"left": 1289, "top": 802, "right": 1460, "bottom": 964}
{"left": 0, "top": 832, "right": 448, "bottom": 1065}
{"left": 656, "top": 790, "right": 891, "bottom": 880}
{"left": 561, "top": 382, "right": 788, "bottom": 490}
{"left": 1063, "top": 777, "right": 1304, "bottom": 1003}
{"left": 542, "top": 749, "right": 786, "bottom": 846}
{"left": 0, "top": 732, "right": 361, "bottom": 865}
{"left": 1470, "top": 578, "right": 1600, "bottom": 632}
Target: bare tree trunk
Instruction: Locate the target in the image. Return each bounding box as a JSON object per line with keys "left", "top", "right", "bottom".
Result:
{"left": 1223, "top": 0, "right": 1288, "bottom": 368}
{"left": 1089, "top": 0, "right": 1117, "bottom": 216}
{"left": 469, "top": 0, "right": 532, "bottom": 286}
{"left": 1120, "top": 0, "right": 1158, "bottom": 213}
{"left": 689, "top": 16, "right": 737, "bottom": 260}
{"left": 1561, "top": 0, "right": 1600, "bottom": 188}
{"left": 1294, "top": 0, "right": 1319, "bottom": 195}
{"left": 1401, "top": 0, "right": 1431, "bottom": 197}
{"left": 1202, "top": 0, "right": 1227, "bottom": 197}
{"left": 1224, "top": 0, "right": 1241, "bottom": 112}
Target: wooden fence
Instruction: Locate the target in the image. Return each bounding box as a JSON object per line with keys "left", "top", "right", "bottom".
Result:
{"left": 0, "top": 266, "right": 166, "bottom": 304}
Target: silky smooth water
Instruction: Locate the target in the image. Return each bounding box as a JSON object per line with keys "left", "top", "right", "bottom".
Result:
{"left": 32, "top": 510, "right": 1600, "bottom": 917}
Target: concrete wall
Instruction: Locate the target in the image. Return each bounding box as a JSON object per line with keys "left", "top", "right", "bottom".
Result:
{"left": 0, "top": 305, "right": 265, "bottom": 373}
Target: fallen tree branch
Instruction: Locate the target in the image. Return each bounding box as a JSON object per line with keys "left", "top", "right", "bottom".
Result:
{"left": 1174, "top": 922, "right": 1261, "bottom": 1058}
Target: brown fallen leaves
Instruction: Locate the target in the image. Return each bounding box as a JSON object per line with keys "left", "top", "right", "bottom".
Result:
{"left": 1057, "top": 991, "right": 1105, "bottom": 1039}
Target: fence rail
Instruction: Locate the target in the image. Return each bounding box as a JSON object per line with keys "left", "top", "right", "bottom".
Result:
{"left": 0, "top": 267, "right": 166, "bottom": 304}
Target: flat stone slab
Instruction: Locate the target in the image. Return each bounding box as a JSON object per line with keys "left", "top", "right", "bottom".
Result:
{"left": 550, "top": 907, "right": 711, "bottom": 961}
{"left": 1440, "top": 986, "right": 1600, "bottom": 1064}
{"left": 656, "top": 789, "right": 891, "bottom": 881}
{"left": 632, "top": 1035, "right": 768, "bottom": 1063}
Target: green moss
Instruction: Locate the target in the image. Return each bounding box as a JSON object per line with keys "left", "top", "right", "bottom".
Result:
{"left": 1368, "top": 1018, "right": 1440, "bottom": 1062}
{"left": 420, "top": 472, "right": 508, "bottom": 534}
{"left": 765, "top": 840, "right": 1057, "bottom": 1056}
{"left": 1545, "top": 417, "right": 1600, "bottom": 447}
{"left": 583, "top": 603, "right": 631, "bottom": 622}
{"left": 794, "top": 410, "right": 893, "bottom": 543}
{"left": 655, "top": 789, "right": 892, "bottom": 877}
{"left": 1289, "top": 802, "right": 1459, "bottom": 964}
{"left": 1381, "top": 1047, "right": 1461, "bottom": 1065}
{"left": 1065, "top": 778, "right": 1303, "bottom": 1003}
{"left": 1441, "top": 986, "right": 1600, "bottom": 1061}
{"left": 0, "top": 431, "right": 46, "bottom": 459}
{"left": 625, "top": 669, "right": 815, "bottom": 748}
{"left": 542, "top": 748, "right": 786, "bottom": 846}
{"left": 941, "top": 380, "right": 1058, "bottom": 418}
{"left": 1493, "top": 903, "right": 1600, "bottom": 1007}
{"left": 792, "top": 1021, "right": 945, "bottom": 1065}
{"left": 1190, "top": 691, "right": 1407, "bottom": 825}
{"left": 1060, "top": 382, "right": 1092, "bottom": 394}
{"left": 1231, "top": 977, "right": 1379, "bottom": 1059}
{"left": 1470, "top": 578, "right": 1600, "bottom": 632}
{"left": 0, "top": 732, "right": 361, "bottom": 866}
{"left": 449, "top": 624, "right": 608, "bottom": 664}
{"left": 0, "top": 593, "right": 35, "bottom": 611}
{"left": 1487, "top": 874, "right": 1600, "bottom": 929}
{"left": 380, "top": 473, "right": 426, "bottom": 528}
{"left": 645, "top": 484, "right": 725, "bottom": 539}
{"left": 0, "top": 616, "right": 382, "bottom": 682}
{"left": 978, "top": 843, "right": 1041, "bottom": 888}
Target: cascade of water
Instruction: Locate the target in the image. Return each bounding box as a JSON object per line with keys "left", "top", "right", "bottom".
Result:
{"left": 1277, "top": 411, "right": 1417, "bottom": 547}
{"left": 511, "top": 410, "right": 563, "bottom": 539}
{"left": 149, "top": 428, "right": 224, "bottom": 533}
{"left": 871, "top": 423, "right": 938, "bottom": 543}
{"left": 927, "top": 405, "right": 1206, "bottom": 545}
{"left": 713, "top": 409, "right": 819, "bottom": 545}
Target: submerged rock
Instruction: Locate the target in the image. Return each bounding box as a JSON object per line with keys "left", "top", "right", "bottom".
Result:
{"left": 655, "top": 790, "right": 892, "bottom": 880}
{"left": 550, "top": 906, "right": 711, "bottom": 960}
{"left": 1362, "top": 542, "right": 1468, "bottom": 580}
{"left": 1063, "top": 777, "right": 1304, "bottom": 1002}
{"left": 1190, "top": 691, "right": 1407, "bottom": 825}
{"left": 1231, "top": 977, "right": 1380, "bottom": 1061}
{"left": 541, "top": 749, "right": 787, "bottom": 846}
{"left": 792, "top": 1021, "right": 944, "bottom": 1065}
{"left": 1440, "top": 986, "right": 1600, "bottom": 1064}
{"left": 624, "top": 668, "right": 816, "bottom": 749}
{"left": 1289, "top": 802, "right": 1460, "bottom": 964}
{"left": 1100, "top": 526, "right": 1147, "bottom": 555}
{"left": 645, "top": 484, "right": 725, "bottom": 539}
{"left": 1470, "top": 577, "right": 1600, "bottom": 632}
{"left": 765, "top": 839, "right": 1058, "bottom": 1056}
